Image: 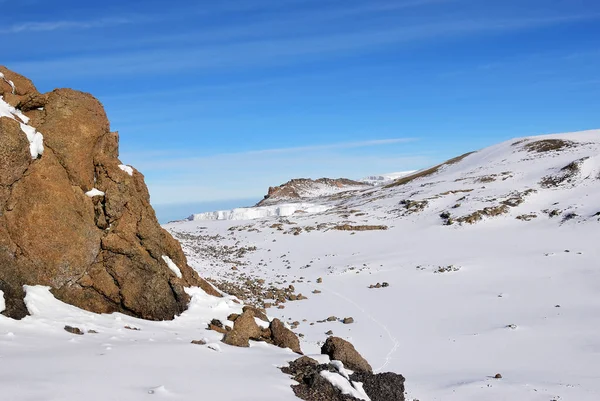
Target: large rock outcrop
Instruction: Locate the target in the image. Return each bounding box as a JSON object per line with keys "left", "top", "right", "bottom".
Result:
{"left": 0, "top": 66, "right": 219, "bottom": 320}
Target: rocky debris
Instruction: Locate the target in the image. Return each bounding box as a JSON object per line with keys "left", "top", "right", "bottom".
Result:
{"left": 523, "top": 139, "right": 576, "bottom": 153}
{"left": 342, "top": 317, "right": 354, "bottom": 324}
{"left": 281, "top": 355, "right": 406, "bottom": 401}
{"left": 321, "top": 337, "right": 372, "bottom": 373}
{"left": 317, "top": 277, "right": 323, "bottom": 283}
{"left": 0, "top": 67, "right": 218, "bottom": 320}
{"left": 220, "top": 310, "right": 302, "bottom": 353}
{"left": 494, "top": 373, "right": 503, "bottom": 379}
{"left": 191, "top": 339, "right": 207, "bottom": 345}
{"left": 368, "top": 282, "right": 389, "bottom": 289}
{"left": 327, "top": 316, "right": 338, "bottom": 322}
{"left": 331, "top": 224, "right": 388, "bottom": 231}
{"left": 516, "top": 213, "right": 537, "bottom": 221}
{"left": 64, "top": 325, "right": 84, "bottom": 335}
{"left": 399, "top": 199, "right": 429, "bottom": 214}
{"left": 540, "top": 158, "right": 587, "bottom": 188}
{"left": 325, "top": 330, "right": 334, "bottom": 336}
{"left": 258, "top": 178, "right": 367, "bottom": 206}
{"left": 434, "top": 265, "right": 460, "bottom": 274}
{"left": 457, "top": 205, "right": 510, "bottom": 224}
{"left": 562, "top": 212, "right": 578, "bottom": 222}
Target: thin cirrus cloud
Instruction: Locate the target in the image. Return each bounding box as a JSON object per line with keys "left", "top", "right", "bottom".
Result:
{"left": 7, "top": 12, "right": 599, "bottom": 79}
{"left": 123, "top": 137, "right": 418, "bottom": 171}
{"left": 0, "top": 17, "right": 140, "bottom": 34}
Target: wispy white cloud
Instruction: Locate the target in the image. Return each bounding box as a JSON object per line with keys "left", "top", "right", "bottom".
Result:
{"left": 122, "top": 138, "right": 417, "bottom": 170}
{"left": 0, "top": 17, "right": 139, "bottom": 34}
{"left": 242, "top": 138, "right": 417, "bottom": 155}
{"left": 8, "top": 13, "right": 598, "bottom": 78}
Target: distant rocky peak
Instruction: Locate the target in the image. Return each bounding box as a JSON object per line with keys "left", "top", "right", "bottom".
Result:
{"left": 258, "top": 177, "right": 369, "bottom": 206}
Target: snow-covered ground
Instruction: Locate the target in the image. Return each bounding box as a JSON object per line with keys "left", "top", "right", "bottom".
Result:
{"left": 0, "top": 286, "right": 302, "bottom": 401}
{"left": 166, "top": 130, "right": 600, "bottom": 401}
{"left": 2, "top": 130, "right": 599, "bottom": 400}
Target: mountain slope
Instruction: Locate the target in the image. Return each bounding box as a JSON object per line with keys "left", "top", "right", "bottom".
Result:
{"left": 166, "top": 130, "right": 600, "bottom": 401}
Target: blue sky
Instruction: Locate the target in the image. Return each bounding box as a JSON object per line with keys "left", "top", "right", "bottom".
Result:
{"left": 3, "top": 0, "right": 600, "bottom": 221}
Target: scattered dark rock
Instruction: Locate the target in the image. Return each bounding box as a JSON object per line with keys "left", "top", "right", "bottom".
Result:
{"left": 331, "top": 225, "right": 388, "bottom": 231}
{"left": 64, "top": 325, "right": 83, "bottom": 335}
{"left": 342, "top": 317, "right": 354, "bottom": 324}
{"left": 191, "top": 339, "right": 207, "bottom": 345}
{"left": 327, "top": 316, "right": 337, "bottom": 322}
{"left": 494, "top": 373, "right": 503, "bottom": 379}
{"left": 325, "top": 330, "right": 334, "bottom": 336}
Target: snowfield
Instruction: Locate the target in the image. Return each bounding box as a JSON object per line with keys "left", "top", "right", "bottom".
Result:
{"left": 1, "top": 130, "right": 600, "bottom": 401}
{"left": 166, "top": 130, "right": 600, "bottom": 401}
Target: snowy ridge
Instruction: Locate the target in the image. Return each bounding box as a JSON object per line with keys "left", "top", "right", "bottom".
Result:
{"left": 360, "top": 171, "right": 416, "bottom": 185}
{"left": 189, "top": 203, "right": 331, "bottom": 221}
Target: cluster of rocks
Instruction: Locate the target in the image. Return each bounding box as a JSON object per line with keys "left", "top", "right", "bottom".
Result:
{"left": 0, "top": 67, "right": 217, "bottom": 320}
{"left": 282, "top": 337, "right": 406, "bottom": 401}
{"left": 209, "top": 306, "right": 302, "bottom": 354}
{"left": 368, "top": 282, "right": 389, "bottom": 289}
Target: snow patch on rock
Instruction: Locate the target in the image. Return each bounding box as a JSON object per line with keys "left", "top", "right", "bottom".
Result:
{"left": 118, "top": 164, "right": 134, "bottom": 176}
{"left": 0, "top": 72, "right": 16, "bottom": 94}
{"left": 161, "top": 255, "right": 182, "bottom": 278}
{"left": 320, "top": 370, "right": 371, "bottom": 400}
{"left": 85, "top": 188, "right": 105, "bottom": 197}
{"left": 1, "top": 95, "right": 44, "bottom": 158}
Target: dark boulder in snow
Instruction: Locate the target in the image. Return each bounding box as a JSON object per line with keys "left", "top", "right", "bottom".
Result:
{"left": 270, "top": 318, "right": 303, "bottom": 354}
{"left": 0, "top": 66, "right": 219, "bottom": 320}
{"left": 282, "top": 355, "right": 406, "bottom": 401}
{"left": 321, "top": 337, "right": 373, "bottom": 373}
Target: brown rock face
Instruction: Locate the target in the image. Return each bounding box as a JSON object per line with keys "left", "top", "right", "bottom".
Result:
{"left": 321, "top": 337, "right": 372, "bottom": 373}
{"left": 0, "top": 66, "right": 219, "bottom": 320}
